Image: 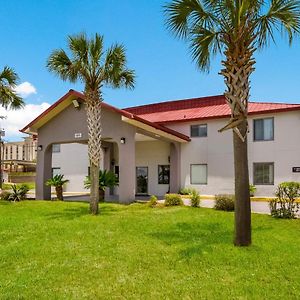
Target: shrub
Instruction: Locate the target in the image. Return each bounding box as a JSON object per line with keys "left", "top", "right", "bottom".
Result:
{"left": 269, "top": 182, "right": 300, "bottom": 219}
{"left": 249, "top": 184, "right": 256, "bottom": 197}
{"left": 214, "top": 194, "right": 235, "bottom": 211}
{"left": 164, "top": 194, "right": 183, "bottom": 206}
{"left": 8, "top": 184, "right": 29, "bottom": 202}
{"left": 178, "top": 187, "right": 193, "bottom": 195}
{"left": 190, "top": 190, "right": 200, "bottom": 207}
{"left": 147, "top": 195, "right": 158, "bottom": 208}
{"left": 0, "top": 191, "right": 11, "bottom": 201}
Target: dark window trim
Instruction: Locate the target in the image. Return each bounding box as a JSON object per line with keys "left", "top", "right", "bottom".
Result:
{"left": 190, "top": 124, "right": 208, "bottom": 138}
{"left": 253, "top": 162, "right": 274, "bottom": 185}
{"left": 158, "top": 164, "right": 170, "bottom": 185}
{"left": 190, "top": 164, "right": 208, "bottom": 185}
{"left": 253, "top": 117, "right": 274, "bottom": 142}
{"left": 51, "top": 167, "right": 61, "bottom": 177}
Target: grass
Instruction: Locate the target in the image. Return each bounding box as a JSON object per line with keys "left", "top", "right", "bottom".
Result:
{"left": 0, "top": 201, "right": 299, "bottom": 299}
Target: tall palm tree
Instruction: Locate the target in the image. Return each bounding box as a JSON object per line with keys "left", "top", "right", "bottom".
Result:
{"left": 47, "top": 33, "right": 135, "bottom": 215}
{"left": 0, "top": 66, "right": 24, "bottom": 109}
{"left": 0, "top": 66, "right": 24, "bottom": 189}
{"left": 165, "top": 0, "right": 300, "bottom": 246}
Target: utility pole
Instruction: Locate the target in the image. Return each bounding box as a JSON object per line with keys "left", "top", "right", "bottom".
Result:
{"left": 0, "top": 128, "right": 5, "bottom": 190}
{"left": 0, "top": 116, "right": 6, "bottom": 190}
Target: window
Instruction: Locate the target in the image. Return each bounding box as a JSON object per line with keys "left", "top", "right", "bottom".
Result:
{"left": 190, "top": 164, "right": 207, "bottom": 184}
{"left": 52, "top": 144, "right": 61, "bottom": 153}
{"left": 254, "top": 118, "right": 274, "bottom": 141}
{"left": 158, "top": 165, "right": 170, "bottom": 184}
{"left": 190, "top": 124, "right": 207, "bottom": 137}
{"left": 52, "top": 167, "right": 61, "bottom": 177}
{"left": 253, "top": 163, "right": 274, "bottom": 185}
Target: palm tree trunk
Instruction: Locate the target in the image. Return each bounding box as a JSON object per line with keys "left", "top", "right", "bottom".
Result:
{"left": 220, "top": 45, "right": 255, "bottom": 246}
{"left": 86, "top": 91, "right": 102, "bottom": 215}
{"left": 56, "top": 186, "right": 63, "bottom": 201}
{"left": 233, "top": 120, "right": 251, "bottom": 246}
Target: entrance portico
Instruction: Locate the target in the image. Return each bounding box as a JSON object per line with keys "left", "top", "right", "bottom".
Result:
{"left": 21, "top": 90, "right": 190, "bottom": 203}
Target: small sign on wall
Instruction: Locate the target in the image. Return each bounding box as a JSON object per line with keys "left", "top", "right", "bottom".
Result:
{"left": 292, "top": 167, "right": 300, "bottom": 173}
{"left": 74, "top": 133, "right": 82, "bottom": 138}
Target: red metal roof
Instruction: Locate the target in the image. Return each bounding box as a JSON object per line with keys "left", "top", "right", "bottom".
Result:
{"left": 124, "top": 95, "right": 300, "bottom": 124}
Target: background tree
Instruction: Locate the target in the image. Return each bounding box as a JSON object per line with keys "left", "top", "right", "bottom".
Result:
{"left": 165, "top": 0, "right": 300, "bottom": 246}
{"left": 0, "top": 66, "right": 24, "bottom": 109}
{"left": 0, "top": 66, "right": 24, "bottom": 189}
{"left": 47, "top": 33, "right": 135, "bottom": 214}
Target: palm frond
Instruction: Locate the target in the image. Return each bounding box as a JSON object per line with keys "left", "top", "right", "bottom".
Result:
{"left": 0, "top": 86, "right": 24, "bottom": 109}
{"left": 164, "top": 0, "right": 218, "bottom": 39}
{"left": 47, "top": 49, "right": 79, "bottom": 82}
{"left": 256, "top": 0, "right": 300, "bottom": 47}
{"left": 103, "top": 44, "right": 136, "bottom": 89}
{"left": 0, "top": 66, "right": 19, "bottom": 86}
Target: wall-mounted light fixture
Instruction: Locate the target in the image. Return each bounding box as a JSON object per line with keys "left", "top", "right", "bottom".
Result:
{"left": 111, "top": 158, "right": 115, "bottom": 166}
{"left": 72, "top": 99, "right": 81, "bottom": 109}
{"left": 120, "top": 137, "right": 126, "bottom": 144}
{"left": 37, "top": 145, "right": 43, "bottom": 151}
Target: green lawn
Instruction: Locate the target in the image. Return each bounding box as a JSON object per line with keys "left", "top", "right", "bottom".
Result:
{"left": 0, "top": 201, "right": 299, "bottom": 299}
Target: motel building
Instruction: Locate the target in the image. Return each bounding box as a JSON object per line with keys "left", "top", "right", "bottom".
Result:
{"left": 21, "top": 90, "right": 300, "bottom": 203}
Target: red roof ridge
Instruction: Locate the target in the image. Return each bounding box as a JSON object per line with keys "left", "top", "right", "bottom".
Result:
{"left": 124, "top": 94, "right": 226, "bottom": 115}
{"left": 249, "top": 100, "right": 300, "bottom": 105}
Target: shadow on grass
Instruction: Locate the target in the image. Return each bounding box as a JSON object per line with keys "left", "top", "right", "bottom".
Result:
{"left": 150, "top": 221, "right": 233, "bottom": 258}
{"left": 43, "top": 203, "right": 122, "bottom": 220}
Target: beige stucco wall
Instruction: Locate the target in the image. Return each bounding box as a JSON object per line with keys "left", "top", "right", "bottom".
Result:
{"left": 135, "top": 140, "right": 170, "bottom": 196}
{"left": 52, "top": 143, "right": 89, "bottom": 192}
{"left": 166, "top": 110, "right": 300, "bottom": 197}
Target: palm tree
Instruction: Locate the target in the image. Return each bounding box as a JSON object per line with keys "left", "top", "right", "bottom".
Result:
{"left": 47, "top": 33, "right": 135, "bottom": 214}
{"left": 0, "top": 66, "right": 24, "bottom": 189}
{"left": 0, "top": 66, "right": 24, "bottom": 109}
{"left": 165, "top": 0, "right": 300, "bottom": 246}
{"left": 46, "top": 174, "right": 69, "bottom": 201}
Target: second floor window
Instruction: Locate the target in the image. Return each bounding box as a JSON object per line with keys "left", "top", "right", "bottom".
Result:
{"left": 254, "top": 118, "right": 274, "bottom": 141}
{"left": 190, "top": 124, "right": 207, "bottom": 137}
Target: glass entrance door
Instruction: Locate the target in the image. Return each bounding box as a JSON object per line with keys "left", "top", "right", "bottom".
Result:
{"left": 136, "top": 167, "right": 148, "bottom": 195}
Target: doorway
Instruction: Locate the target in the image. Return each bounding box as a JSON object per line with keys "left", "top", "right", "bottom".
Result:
{"left": 136, "top": 166, "right": 148, "bottom": 195}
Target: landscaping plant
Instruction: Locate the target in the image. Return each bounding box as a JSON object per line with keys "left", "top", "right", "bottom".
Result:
{"left": 190, "top": 190, "right": 200, "bottom": 207}
{"left": 269, "top": 182, "right": 300, "bottom": 219}
{"left": 84, "top": 169, "right": 119, "bottom": 201}
{"left": 214, "top": 194, "right": 235, "bottom": 212}
{"left": 165, "top": 0, "right": 300, "bottom": 246}
{"left": 8, "top": 184, "right": 29, "bottom": 202}
{"left": 46, "top": 175, "right": 69, "bottom": 201}
{"left": 47, "top": 33, "right": 135, "bottom": 214}
{"left": 147, "top": 195, "right": 158, "bottom": 208}
{"left": 249, "top": 184, "right": 256, "bottom": 197}
{"left": 164, "top": 194, "right": 183, "bottom": 206}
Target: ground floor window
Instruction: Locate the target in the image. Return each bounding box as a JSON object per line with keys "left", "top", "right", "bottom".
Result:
{"left": 190, "top": 164, "right": 207, "bottom": 184}
{"left": 158, "top": 165, "right": 170, "bottom": 184}
{"left": 253, "top": 162, "right": 274, "bottom": 185}
{"left": 52, "top": 167, "right": 61, "bottom": 177}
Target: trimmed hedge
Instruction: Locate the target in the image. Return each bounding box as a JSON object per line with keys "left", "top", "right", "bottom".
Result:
{"left": 164, "top": 194, "right": 183, "bottom": 206}
{"left": 214, "top": 194, "right": 235, "bottom": 211}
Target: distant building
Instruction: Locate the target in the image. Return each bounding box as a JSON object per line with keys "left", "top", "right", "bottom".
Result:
{"left": 2, "top": 136, "right": 37, "bottom": 172}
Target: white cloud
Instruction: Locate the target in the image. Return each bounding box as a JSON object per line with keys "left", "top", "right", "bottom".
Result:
{"left": 14, "top": 82, "right": 37, "bottom": 98}
{"left": 0, "top": 102, "right": 51, "bottom": 141}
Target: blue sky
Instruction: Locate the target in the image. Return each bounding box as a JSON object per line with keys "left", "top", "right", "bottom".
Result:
{"left": 1, "top": 0, "right": 300, "bottom": 140}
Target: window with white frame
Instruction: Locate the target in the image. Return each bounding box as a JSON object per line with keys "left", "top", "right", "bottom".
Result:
{"left": 190, "top": 124, "right": 207, "bottom": 137}
{"left": 190, "top": 164, "right": 207, "bottom": 184}
{"left": 52, "top": 144, "right": 61, "bottom": 153}
{"left": 253, "top": 118, "right": 274, "bottom": 141}
{"left": 253, "top": 163, "right": 274, "bottom": 185}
